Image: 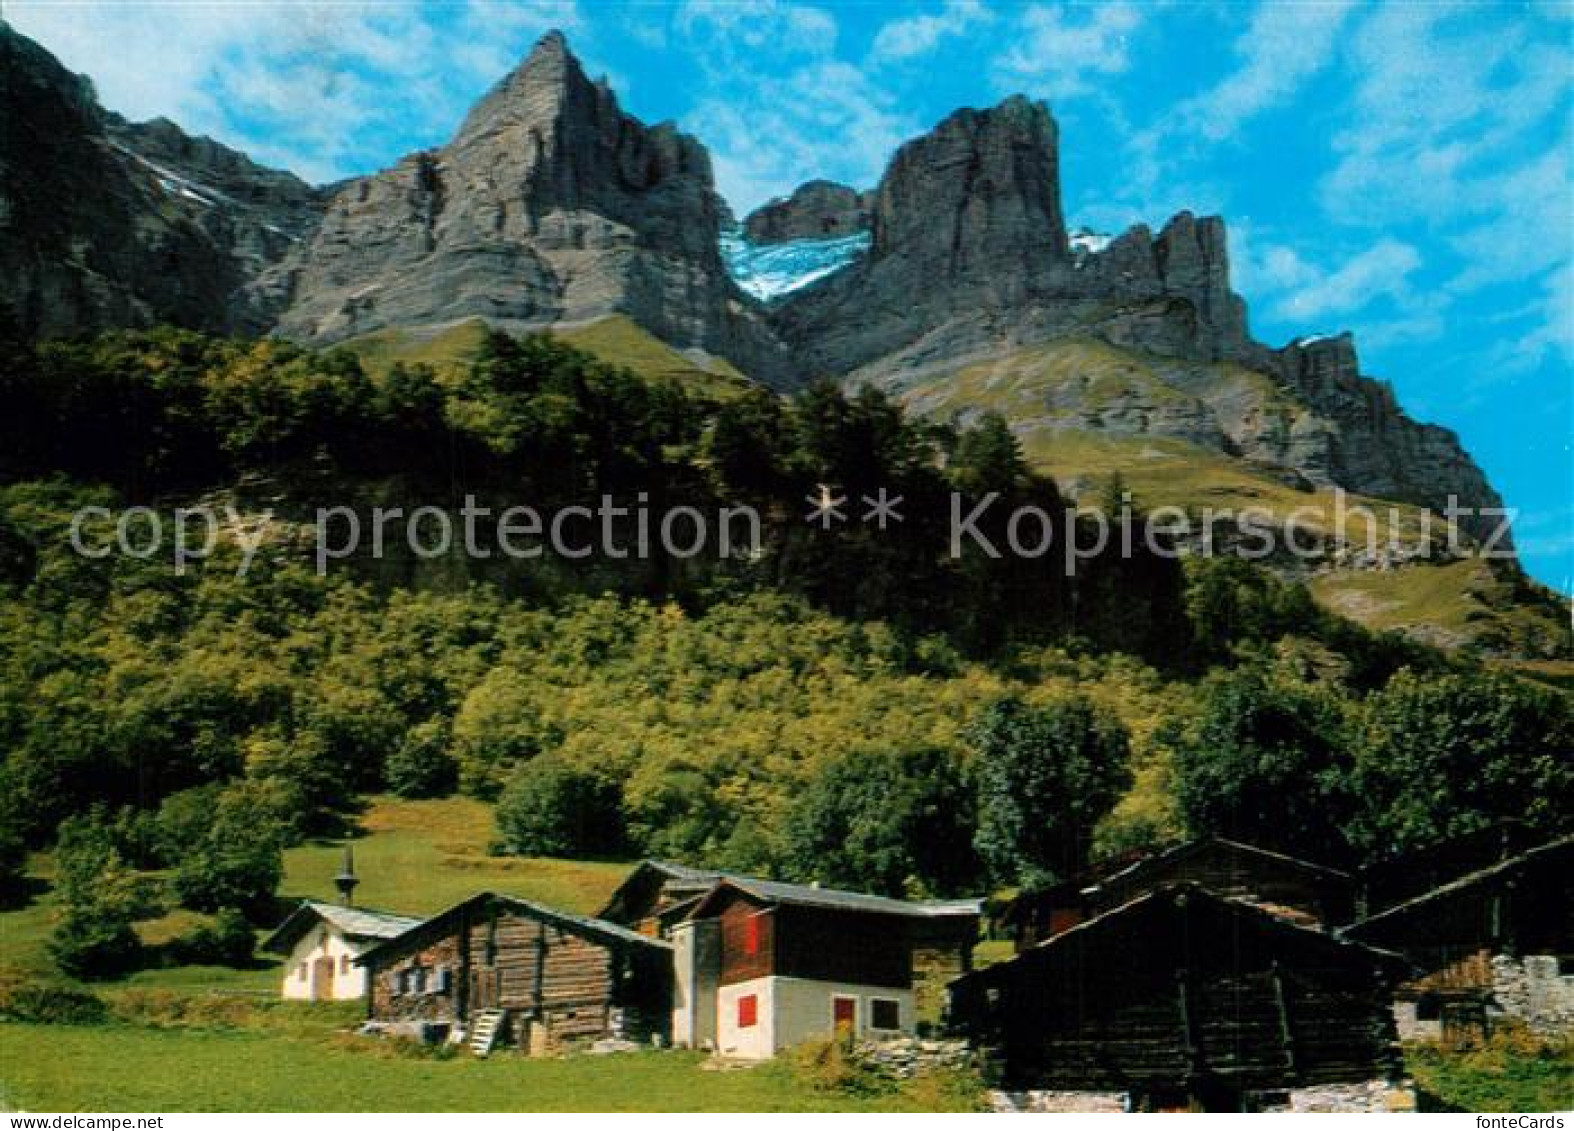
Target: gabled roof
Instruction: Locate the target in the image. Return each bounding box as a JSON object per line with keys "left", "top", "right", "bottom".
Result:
{"left": 1082, "top": 836, "right": 1351, "bottom": 900}
{"left": 354, "top": 891, "right": 670, "bottom": 967}
{"left": 262, "top": 900, "right": 423, "bottom": 955}
{"left": 956, "top": 882, "right": 1408, "bottom": 992}
{"left": 600, "top": 858, "right": 982, "bottom": 924}
{"left": 1343, "top": 835, "right": 1574, "bottom": 942}
{"left": 685, "top": 875, "right": 983, "bottom": 921}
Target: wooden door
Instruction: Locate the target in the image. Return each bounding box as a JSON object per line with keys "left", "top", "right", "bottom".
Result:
{"left": 471, "top": 967, "right": 498, "bottom": 1011}
{"left": 312, "top": 955, "right": 336, "bottom": 1001}
{"left": 832, "top": 995, "right": 856, "bottom": 1034}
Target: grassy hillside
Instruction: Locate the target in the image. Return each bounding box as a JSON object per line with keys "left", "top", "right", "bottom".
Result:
{"left": 0, "top": 797, "right": 627, "bottom": 992}
{"left": 894, "top": 338, "right": 1567, "bottom": 659}
{"left": 342, "top": 314, "right": 753, "bottom": 400}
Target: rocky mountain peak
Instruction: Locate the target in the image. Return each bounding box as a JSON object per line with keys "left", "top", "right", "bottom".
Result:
{"left": 870, "top": 95, "right": 1069, "bottom": 283}
{"left": 260, "top": 30, "right": 790, "bottom": 381}
{"left": 742, "top": 180, "right": 872, "bottom": 244}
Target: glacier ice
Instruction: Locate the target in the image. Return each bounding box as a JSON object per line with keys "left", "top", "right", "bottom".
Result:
{"left": 720, "top": 227, "right": 870, "bottom": 302}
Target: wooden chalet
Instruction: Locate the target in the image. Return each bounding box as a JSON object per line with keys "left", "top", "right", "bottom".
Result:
{"left": 1002, "top": 838, "right": 1356, "bottom": 950}
{"left": 1343, "top": 836, "right": 1574, "bottom": 1041}
{"left": 355, "top": 891, "right": 673, "bottom": 1055}
{"left": 668, "top": 876, "right": 981, "bottom": 1058}
{"left": 949, "top": 884, "right": 1407, "bottom": 1110}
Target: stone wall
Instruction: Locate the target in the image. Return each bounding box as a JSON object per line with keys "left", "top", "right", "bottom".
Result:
{"left": 991, "top": 1090, "right": 1125, "bottom": 1113}
{"left": 1493, "top": 954, "right": 1574, "bottom": 1035}
{"left": 857, "top": 1036, "right": 974, "bottom": 1080}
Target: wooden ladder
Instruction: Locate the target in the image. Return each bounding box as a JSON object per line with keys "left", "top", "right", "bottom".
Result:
{"left": 468, "top": 1009, "right": 507, "bottom": 1057}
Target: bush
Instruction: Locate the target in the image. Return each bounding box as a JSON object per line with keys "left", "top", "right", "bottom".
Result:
{"left": 0, "top": 979, "right": 108, "bottom": 1025}
{"left": 48, "top": 910, "right": 143, "bottom": 981}
{"left": 784, "top": 1037, "right": 894, "bottom": 1096}
{"left": 495, "top": 755, "right": 624, "bottom": 858}
{"left": 386, "top": 719, "right": 457, "bottom": 799}
{"left": 166, "top": 908, "right": 257, "bottom": 967}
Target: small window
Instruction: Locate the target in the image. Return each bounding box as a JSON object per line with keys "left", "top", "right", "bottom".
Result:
{"left": 414, "top": 967, "right": 428, "bottom": 993}
{"left": 744, "top": 915, "right": 761, "bottom": 955}
{"left": 435, "top": 967, "right": 452, "bottom": 993}
{"left": 737, "top": 994, "right": 758, "bottom": 1028}
{"left": 339, "top": 955, "right": 351, "bottom": 975}
{"left": 1558, "top": 956, "right": 1574, "bottom": 978}
{"left": 870, "top": 999, "right": 900, "bottom": 1031}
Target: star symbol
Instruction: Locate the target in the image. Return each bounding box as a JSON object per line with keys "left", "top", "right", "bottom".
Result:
{"left": 862, "top": 487, "right": 905, "bottom": 530}
{"left": 805, "top": 484, "right": 847, "bottom": 529}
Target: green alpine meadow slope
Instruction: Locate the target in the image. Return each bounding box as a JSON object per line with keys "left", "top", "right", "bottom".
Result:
{"left": 885, "top": 335, "right": 1569, "bottom": 661}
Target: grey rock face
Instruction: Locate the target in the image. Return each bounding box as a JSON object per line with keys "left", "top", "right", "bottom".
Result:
{"left": 0, "top": 24, "right": 323, "bottom": 337}
{"left": 776, "top": 95, "right": 1074, "bottom": 379}
{"left": 1271, "top": 335, "right": 1508, "bottom": 542}
{"left": 742, "top": 179, "right": 871, "bottom": 243}
{"left": 263, "top": 31, "right": 792, "bottom": 384}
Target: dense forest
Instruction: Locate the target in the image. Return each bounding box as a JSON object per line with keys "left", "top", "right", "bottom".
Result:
{"left": 0, "top": 326, "right": 1568, "bottom": 977}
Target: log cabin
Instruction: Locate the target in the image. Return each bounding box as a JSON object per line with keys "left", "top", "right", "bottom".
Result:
{"left": 262, "top": 900, "right": 422, "bottom": 1001}
{"left": 1342, "top": 836, "right": 1574, "bottom": 1041}
{"left": 668, "top": 877, "right": 981, "bottom": 1058}
{"left": 355, "top": 891, "right": 673, "bottom": 1054}
{"left": 949, "top": 883, "right": 1407, "bottom": 1111}
{"left": 1001, "top": 838, "right": 1356, "bottom": 950}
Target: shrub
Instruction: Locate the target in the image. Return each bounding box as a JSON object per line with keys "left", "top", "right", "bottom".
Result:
{"left": 166, "top": 908, "right": 257, "bottom": 967}
{"left": 48, "top": 910, "right": 142, "bottom": 981}
{"left": 0, "top": 979, "right": 108, "bottom": 1025}
{"left": 495, "top": 755, "right": 624, "bottom": 858}
{"left": 784, "top": 1037, "right": 894, "bottom": 1096}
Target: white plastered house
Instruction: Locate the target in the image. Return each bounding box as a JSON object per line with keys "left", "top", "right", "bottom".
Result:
{"left": 263, "top": 901, "right": 422, "bottom": 1001}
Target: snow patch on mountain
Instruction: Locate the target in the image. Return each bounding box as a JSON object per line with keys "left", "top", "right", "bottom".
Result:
{"left": 720, "top": 227, "right": 870, "bottom": 301}
{"left": 1069, "top": 227, "right": 1112, "bottom": 257}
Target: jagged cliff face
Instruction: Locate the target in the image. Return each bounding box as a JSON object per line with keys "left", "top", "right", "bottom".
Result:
{"left": 0, "top": 24, "right": 322, "bottom": 336}
{"left": 0, "top": 25, "right": 1509, "bottom": 548}
{"left": 261, "top": 31, "right": 791, "bottom": 383}
{"left": 755, "top": 93, "right": 1503, "bottom": 540}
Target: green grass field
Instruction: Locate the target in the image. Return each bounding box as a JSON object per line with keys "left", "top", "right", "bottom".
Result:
{"left": 0, "top": 1021, "right": 982, "bottom": 1112}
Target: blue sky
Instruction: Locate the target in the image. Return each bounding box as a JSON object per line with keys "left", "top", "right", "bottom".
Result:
{"left": 11, "top": 0, "right": 1572, "bottom": 589}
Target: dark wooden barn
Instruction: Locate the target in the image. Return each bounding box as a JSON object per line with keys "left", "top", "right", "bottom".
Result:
{"left": 1002, "top": 838, "right": 1356, "bottom": 950}
{"left": 1343, "top": 836, "right": 1574, "bottom": 1041}
{"left": 950, "top": 884, "right": 1406, "bottom": 1109}
{"left": 356, "top": 891, "right": 672, "bottom": 1054}
{"left": 1357, "top": 821, "right": 1548, "bottom": 918}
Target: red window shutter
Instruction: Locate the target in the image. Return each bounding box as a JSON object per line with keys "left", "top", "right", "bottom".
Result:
{"left": 744, "top": 915, "right": 761, "bottom": 955}
{"left": 738, "top": 994, "right": 758, "bottom": 1028}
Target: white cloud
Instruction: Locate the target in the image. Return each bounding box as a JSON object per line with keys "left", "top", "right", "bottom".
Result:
{"left": 674, "top": 0, "right": 837, "bottom": 57}
{"left": 1274, "top": 239, "right": 1421, "bottom": 322}
{"left": 991, "top": 2, "right": 1141, "bottom": 100}
{"left": 1174, "top": 1, "right": 1355, "bottom": 142}
{"left": 868, "top": 0, "right": 989, "bottom": 66}
{"left": 6, "top": 0, "right": 587, "bottom": 183}
{"left": 687, "top": 57, "right": 912, "bottom": 211}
